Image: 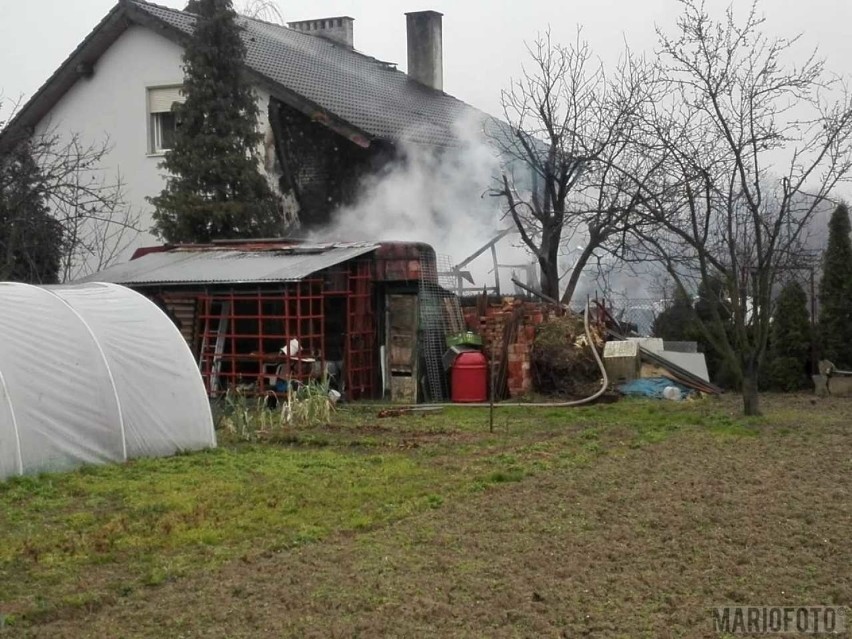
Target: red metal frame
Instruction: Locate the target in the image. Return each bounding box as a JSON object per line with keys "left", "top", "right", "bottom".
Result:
{"left": 162, "top": 258, "right": 377, "bottom": 399}
{"left": 345, "top": 258, "right": 376, "bottom": 400}
{"left": 194, "top": 280, "right": 326, "bottom": 395}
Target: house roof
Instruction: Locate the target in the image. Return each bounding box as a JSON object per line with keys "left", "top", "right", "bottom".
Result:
{"left": 2, "top": 0, "right": 500, "bottom": 150}
{"left": 78, "top": 242, "right": 379, "bottom": 286}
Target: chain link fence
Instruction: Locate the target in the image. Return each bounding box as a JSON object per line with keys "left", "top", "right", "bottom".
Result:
{"left": 603, "top": 297, "right": 667, "bottom": 336}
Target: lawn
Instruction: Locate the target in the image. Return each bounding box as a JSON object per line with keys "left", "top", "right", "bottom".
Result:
{"left": 0, "top": 394, "right": 849, "bottom": 637}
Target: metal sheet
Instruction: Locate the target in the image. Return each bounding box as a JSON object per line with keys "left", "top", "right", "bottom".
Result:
{"left": 658, "top": 351, "right": 710, "bottom": 383}
{"left": 639, "top": 347, "right": 723, "bottom": 394}
{"left": 662, "top": 341, "right": 699, "bottom": 353}
{"left": 78, "top": 243, "right": 379, "bottom": 285}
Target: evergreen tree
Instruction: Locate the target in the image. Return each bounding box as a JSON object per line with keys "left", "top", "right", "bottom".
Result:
{"left": 817, "top": 203, "right": 852, "bottom": 367}
{"left": 653, "top": 277, "right": 742, "bottom": 388}
{"left": 0, "top": 141, "right": 63, "bottom": 284}
{"left": 766, "top": 281, "right": 812, "bottom": 391}
{"left": 694, "top": 276, "right": 741, "bottom": 389}
{"left": 652, "top": 286, "right": 696, "bottom": 341}
{"left": 150, "top": 0, "right": 282, "bottom": 243}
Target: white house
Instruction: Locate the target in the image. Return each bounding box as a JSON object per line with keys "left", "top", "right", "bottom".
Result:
{"left": 2, "top": 1, "right": 504, "bottom": 278}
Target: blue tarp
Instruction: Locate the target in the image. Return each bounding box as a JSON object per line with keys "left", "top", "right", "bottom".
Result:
{"left": 618, "top": 377, "right": 693, "bottom": 399}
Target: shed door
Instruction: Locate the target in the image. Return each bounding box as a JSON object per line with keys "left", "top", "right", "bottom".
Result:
{"left": 386, "top": 294, "right": 418, "bottom": 402}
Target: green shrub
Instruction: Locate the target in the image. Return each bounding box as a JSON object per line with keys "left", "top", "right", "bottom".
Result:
{"left": 765, "top": 280, "right": 812, "bottom": 391}
{"left": 285, "top": 383, "right": 335, "bottom": 428}
{"left": 214, "top": 382, "right": 336, "bottom": 441}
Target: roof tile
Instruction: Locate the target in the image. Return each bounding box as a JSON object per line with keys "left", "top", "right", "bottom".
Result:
{"left": 133, "top": 1, "right": 489, "bottom": 147}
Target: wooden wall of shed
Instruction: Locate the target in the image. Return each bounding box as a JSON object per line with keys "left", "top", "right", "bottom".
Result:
{"left": 162, "top": 297, "right": 198, "bottom": 347}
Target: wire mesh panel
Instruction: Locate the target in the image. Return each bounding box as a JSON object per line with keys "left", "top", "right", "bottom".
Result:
{"left": 418, "top": 254, "right": 450, "bottom": 402}
{"left": 606, "top": 297, "right": 665, "bottom": 337}
{"left": 435, "top": 253, "right": 466, "bottom": 336}
{"left": 156, "top": 259, "right": 379, "bottom": 400}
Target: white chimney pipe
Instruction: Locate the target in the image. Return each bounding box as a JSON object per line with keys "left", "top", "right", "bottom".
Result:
{"left": 405, "top": 11, "right": 443, "bottom": 91}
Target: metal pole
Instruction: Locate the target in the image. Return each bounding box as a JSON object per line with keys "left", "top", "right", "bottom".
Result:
{"left": 810, "top": 267, "right": 817, "bottom": 327}
{"left": 810, "top": 266, "right": 818, "bottom": 373}
{"left": 489, "top": 337, "right": 496, "bottom": 433}
{"left": 491, "top": 244, "right": 501, "bottom": 296}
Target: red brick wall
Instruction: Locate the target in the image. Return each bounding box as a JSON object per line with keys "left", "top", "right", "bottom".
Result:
{"left": 463, "top": 298, "right": 558, "bottom": 397}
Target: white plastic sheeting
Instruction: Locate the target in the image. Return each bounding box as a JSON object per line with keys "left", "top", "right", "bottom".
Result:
{"left": 0, "top": 282, "right": 215, "bottom": 480}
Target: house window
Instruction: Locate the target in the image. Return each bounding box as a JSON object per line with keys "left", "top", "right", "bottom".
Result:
{"left": 152, "top": 111, "right": 178, "bottom": 153}
{"left": 148, "top": 86, "right": 185, "bottom": 154}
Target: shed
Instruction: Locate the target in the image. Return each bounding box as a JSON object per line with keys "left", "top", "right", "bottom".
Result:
{"left": 82, "top": 241, "right": 443, "bottom": 403}
{"left": 0, "top": 282, "right": 216, "bottom": 480}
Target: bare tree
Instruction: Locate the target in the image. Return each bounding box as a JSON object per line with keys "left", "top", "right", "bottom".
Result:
{"left": 491, "top": 30, "right": 658, "bottom": 304}
{"left": 239, "top": 0, "right": 284, "bottom": 23}
{"left": 34, "top": 132, "right": 141, "bottom": 281}
{"left": 1, "top": 96, "right": 141, "bottom": 282}
{"left": 187, "top": 1, "right": 285, "bottom": 24}
{"left": 628, "top": 0, "right": 852, "bottom": 415}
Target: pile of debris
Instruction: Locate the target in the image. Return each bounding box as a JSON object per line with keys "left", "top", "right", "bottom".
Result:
{"left": 603, "top": 337, "right": 722, "bottom": 398}
{"left": 813, "top": 360, "right": 852, "bottom": 397}
{"left": 532, "top": 314, "right": 606, "bottom": 397}
{"left": 461, "top": 296, "right": 609, "bottom": 399}
{"left": 460, "top": 293, "right": 722, "bottom": 401}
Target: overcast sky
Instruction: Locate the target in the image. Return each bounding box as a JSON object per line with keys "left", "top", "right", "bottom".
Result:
{"left": 2, "top": 0, "right": 851, "bottom": 123}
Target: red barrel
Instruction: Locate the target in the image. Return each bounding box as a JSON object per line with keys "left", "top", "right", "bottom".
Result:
{"left": 451, "top": 351, "right": 488, "bottom": 403}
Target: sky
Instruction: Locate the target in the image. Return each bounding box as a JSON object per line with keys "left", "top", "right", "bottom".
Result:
{"left": 2, "top": 0, "right": 851, "bottom": 123}
{"left": 0, "top": 0, "right": 850, "bottom": 294}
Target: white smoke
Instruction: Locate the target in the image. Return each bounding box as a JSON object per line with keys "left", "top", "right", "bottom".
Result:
{"left": 313, "top": 112, "right": 660, "bottom": 302}
{"left": 314, "top": 114, "right": 534, "bottom": 290}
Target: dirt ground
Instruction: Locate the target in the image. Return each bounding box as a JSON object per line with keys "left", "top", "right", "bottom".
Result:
{"left": 8, "top": 395, "right": 852, "bottom": 638}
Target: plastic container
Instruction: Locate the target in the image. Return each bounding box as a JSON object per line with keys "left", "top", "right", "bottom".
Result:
{"left": 662, "top": 386, "right": 682, "bottom": 401}
{"left": 447, "top": 331, "right": 483, "bottom": 348}
{"left": 451, "top": 351, "right": 488, "bottom": 403}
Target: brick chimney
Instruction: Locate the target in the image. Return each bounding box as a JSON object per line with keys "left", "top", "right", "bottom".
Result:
{"left": 405, "top": 11, "right": 443, "bottom": 91}
{"left": 288, "top": 17, "right": 354, "bottom": 48}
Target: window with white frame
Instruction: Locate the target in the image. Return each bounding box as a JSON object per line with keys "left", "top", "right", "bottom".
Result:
{"left": 148, "top": 86, "right": 185, "bottom": 154}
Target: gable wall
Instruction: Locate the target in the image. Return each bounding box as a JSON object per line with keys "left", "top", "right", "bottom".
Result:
{"left": 269, "top": 98, "right": 392, "bottom": 229}
{"left": 35, "top": 25, "right": 277, "bottom": 277}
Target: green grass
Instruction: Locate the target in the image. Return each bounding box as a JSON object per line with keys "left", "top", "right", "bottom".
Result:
{"left": 0, "top": 395, "right": 767, "bottom": 625}
{"left": 0, "top": 446, "right": 464, "bottom": 620}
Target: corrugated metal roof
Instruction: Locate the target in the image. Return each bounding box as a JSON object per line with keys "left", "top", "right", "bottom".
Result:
{"left": 80, "top": 243, "right": 378, "bottom": 285}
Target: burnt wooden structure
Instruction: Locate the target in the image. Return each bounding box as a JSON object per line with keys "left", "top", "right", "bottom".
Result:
{"left": 88, "top": 240, "right": 439, "bottom": 402}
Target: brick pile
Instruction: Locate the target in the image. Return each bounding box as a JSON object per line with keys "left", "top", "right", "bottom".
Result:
{"left": 462, "top": 298, "right": 560, "bottom": 398}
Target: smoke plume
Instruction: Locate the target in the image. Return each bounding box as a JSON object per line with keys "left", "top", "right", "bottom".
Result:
{"left": 314, "top": 115, "right": 532, "bottom": 289}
